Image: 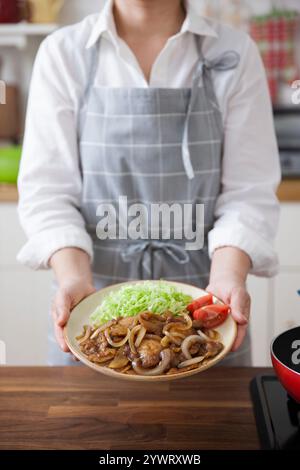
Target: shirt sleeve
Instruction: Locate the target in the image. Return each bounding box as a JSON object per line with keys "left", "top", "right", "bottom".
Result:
{"left": 17, "top": 35, "right": 93, "bottom": 270}
{"left": 208, "top": 36, "right": 281, "bottom": 277}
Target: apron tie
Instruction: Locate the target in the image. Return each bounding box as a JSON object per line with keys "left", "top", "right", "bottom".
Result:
{"left": 121, "top": 240, "right": 190, "bottom": 279}
{"left": 182, "top": 50, "right": 240, "bottom": 180}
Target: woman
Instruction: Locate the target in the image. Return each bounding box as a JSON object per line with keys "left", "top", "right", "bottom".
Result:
{"left": 17, "top": 0, "right": 281, "bottom": 365}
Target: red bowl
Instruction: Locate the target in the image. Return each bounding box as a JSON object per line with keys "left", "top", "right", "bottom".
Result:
{"left": 271, "top": 327, "right": 300, "bottom": 403}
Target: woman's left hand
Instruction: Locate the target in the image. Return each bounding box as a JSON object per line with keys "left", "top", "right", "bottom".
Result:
{"left": 206, "top": 280, "right": 251, "bottom": 351}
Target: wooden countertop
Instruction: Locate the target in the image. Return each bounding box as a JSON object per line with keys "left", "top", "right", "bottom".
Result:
{"left": 0, "top": 366, "right": 270, "bottom": 450}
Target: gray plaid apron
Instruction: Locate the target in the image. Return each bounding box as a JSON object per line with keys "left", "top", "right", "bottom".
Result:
{"left": 48, "top": 35, "right": 251, "bottom": 366}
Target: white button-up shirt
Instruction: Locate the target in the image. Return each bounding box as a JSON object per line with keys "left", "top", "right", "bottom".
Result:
{"left": 17, "top": 0, "right": 281, "bottom": 277}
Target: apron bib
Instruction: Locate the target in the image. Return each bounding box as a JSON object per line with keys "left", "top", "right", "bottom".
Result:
{"left": 47, "top": 35, "right": 251, "bottom": 366}
{"left": 79, "top": 36, "right": 231, "bottom": 289}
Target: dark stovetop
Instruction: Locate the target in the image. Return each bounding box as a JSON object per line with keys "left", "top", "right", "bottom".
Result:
{"left": 250, "top": 375, "right": 300, "bottom": 450}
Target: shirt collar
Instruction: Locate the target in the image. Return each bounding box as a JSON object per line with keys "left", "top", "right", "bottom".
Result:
{"left": 85, "top": 0, "right": 218, "bottom": 50}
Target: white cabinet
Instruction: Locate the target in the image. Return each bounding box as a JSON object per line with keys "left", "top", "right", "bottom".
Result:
{"left": 0, "top": 203, "right": 27, "bottom": 267}
{"left": 275, "top": 203, "right": 300, "bottom": 267}
{"left": 248, "top": 276, "right": 272, "bottom": 367}
{"left": 274, "top": 272, "right": 300, "bottom": 335}
{"left": 0, "top": 270, "right": 52, "bottom": 365}
{"left": 0, "top": 203, "right": 52, "bottom": 365}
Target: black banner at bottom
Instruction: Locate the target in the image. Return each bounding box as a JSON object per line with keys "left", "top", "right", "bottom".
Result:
{"left": 0, "top": 450, "right": 298, "bottom": 467}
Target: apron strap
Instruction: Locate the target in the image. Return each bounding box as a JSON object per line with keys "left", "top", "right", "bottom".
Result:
{"left": 121, "top": 240, "right": 190, "bottom": 279}
{"left": 182, "top": 37, "right": 240, "bottom": 180}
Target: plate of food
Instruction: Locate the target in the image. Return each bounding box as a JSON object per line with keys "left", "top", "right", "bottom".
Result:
{"left": 64, "top": 280, "right": 237, "bottom": 381}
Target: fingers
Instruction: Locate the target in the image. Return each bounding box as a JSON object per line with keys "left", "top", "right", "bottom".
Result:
{"left": 54, "top": 322, "right": 70, "bottom": 352}
{"left": 230, "top": 286, "right": 250, "bottom": 326}
{"left": 51, "top": 289, "right": 71, "bottom": 352}
{"left": 54, "top": 289, "right": 72, "bottom": 328}
{"left": 230, "top": 287, "right": 251, "bottom": 352}
{"left": 231, "top": 324, "right": 248, "bottom": 352}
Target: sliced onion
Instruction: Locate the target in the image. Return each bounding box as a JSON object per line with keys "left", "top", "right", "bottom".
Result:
{"left": 135, "top": 326, "right": 146, "bottom": 348}
{"left": 109, "top": 347, "right": 129, "bottom": 369}
{"left": 119, "top": 364, "right": 132, "bottom": 374}
{"left": 178, "top": 356, "right": 205, "bottom": 369}
{"left": 132, "top": 349, "right": 172, "bottom": 376}
{"left": 197, "top": 329, "right": 211, "bottom": 341}
{"left": 206, "top": 329, "right": 221, "bottom": 341}
{"left": 181, "top": 335, "right": 205, "bottom": 359}
{"left": 161, "top": 335, "right": 170, "bottom": 347}
{"left": 76, "top": 325, "right": 87, "bottom": 341}
{"left": 197, "top": 329, "right": 220, "bottom": 342}
{"left": 129, "top": 324, "right": 142, "bottom": 353}
{"left": 163, "top": 322, "right": 181, "bottom": 333}
{"left": 93, "top": 320, "right": 116, "bottom": 334}
{"left": 164, "top": 330, "right": 183, "bottom": 346}
{"left": 77, "top": 325, "right": 92, "bottom": 344}
{"left": 90, "top": 354, "right": 115, "bottom": 364}
{"left": 177, "top": 313, "right": 193, "bottom": 330}
{"left": 104, "top": 327, "right": 130, "bottom": 348}
{"left": 163, "top": 313, "right": 191, "bottom": 332}
{"left": 138, "top": 312, "right": 164, "bottom": 334}
{"left": 171, "top": 329, "right": 186, "bottom": 339}
{"left": 90, "top": 329, "right": 99, "bottom": 340}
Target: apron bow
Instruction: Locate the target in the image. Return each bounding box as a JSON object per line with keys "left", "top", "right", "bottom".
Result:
{"left": 122, "top": 240, "right": 190, "bottom": 264}
{"left": 122, "top": 240, "right": 190, "bottom": 279}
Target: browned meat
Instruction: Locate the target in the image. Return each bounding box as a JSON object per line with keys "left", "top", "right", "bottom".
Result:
{"left": 138, "top": 312, "right": 164, "bottom": 335}
{"left": 161, "top": 311, "right": 174, "bottom": 322}
{"left": 192, "top": 319, "right": 204, "bottom": 329}
{"left": 119, "top": 317, "right": 136, "bottom": 328}
{"left": 205, "top": 340, "right": 223, "bottom": 357}
{"left": 80, "top": 332, "right": 115, "bottom": 359}
{"left": 137, "top": 338, "right": 163, "bottom": 368}
{"left": 110, "top": 324, "right": 128, "bottom": 338}
{"left": 182, "top": 327, "right": 197, "bottom": 337}
{"left": 123, "top": 343, "right": 138, "bottom": 362}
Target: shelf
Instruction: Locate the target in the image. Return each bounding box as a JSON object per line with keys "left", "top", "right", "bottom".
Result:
{"left": 0, "top": 22, "right": 58, "bottom": 35}
{"left": 0, "top": 184, "right": 18, "bottom": 203}
{"left": 0, "top": 22, "right": 58, "bottom": 49}
{"left": 277, "top": 179, "right": 300, "bottom": 202}
{"left": 273, "top": 106, "right": 300, "bottom": 115}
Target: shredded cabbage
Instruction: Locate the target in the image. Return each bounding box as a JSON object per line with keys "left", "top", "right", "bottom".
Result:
{"left": 90, "top": 281, "right": 192, "bottom": 326}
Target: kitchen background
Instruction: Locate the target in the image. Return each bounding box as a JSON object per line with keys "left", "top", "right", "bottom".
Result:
{"left": 0, "top": 0, "right": 299, "bottom": 367}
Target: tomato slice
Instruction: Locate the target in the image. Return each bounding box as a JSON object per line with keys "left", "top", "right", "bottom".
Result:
{"left": 187, "top": 294, "right": 213, "bottom": 313}
{"left": 192, "top": 304, "right": 230, "bottom": 329}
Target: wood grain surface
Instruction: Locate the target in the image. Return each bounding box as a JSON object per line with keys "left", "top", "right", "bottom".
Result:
{"left": 0, "top": 367, "right": 271, "bottom": 450}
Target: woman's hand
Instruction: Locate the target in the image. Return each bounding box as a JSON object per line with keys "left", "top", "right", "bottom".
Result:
{"left": 206, "top": 280, "right": 250, "bottom": 351}
{"left": 49, "top": 247, "right": 96, "bottom": 353}
{"left": 51, "top": 278, "right": 96, "bottom": 352}
{"left": 207, "top": 246, "right": 252, "bottom": 352}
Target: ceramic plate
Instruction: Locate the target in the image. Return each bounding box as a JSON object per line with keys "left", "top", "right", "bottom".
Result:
{"left": 64, "top": 280, "right": 237, "bottom": 381}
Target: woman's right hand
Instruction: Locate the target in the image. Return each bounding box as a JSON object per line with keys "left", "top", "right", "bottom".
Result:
{"left": 51, "top": 278, "right": 96, "bottom": 352}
